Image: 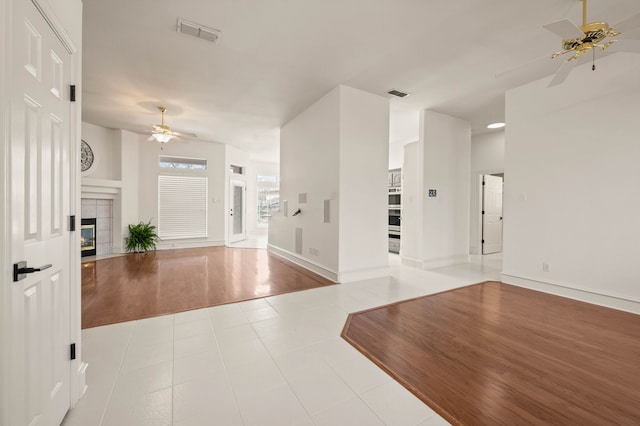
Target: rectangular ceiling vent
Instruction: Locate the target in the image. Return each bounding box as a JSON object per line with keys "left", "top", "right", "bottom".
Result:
{"left": 387, "top": 89, "right": 409, "bottom": 98}
{"left": 177, "top": 18, "right": 221, "bottom": 44}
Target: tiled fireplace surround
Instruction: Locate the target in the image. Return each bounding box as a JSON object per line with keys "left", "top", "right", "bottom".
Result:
{"left": 81, "top": 198, "right": 113, "bottom": 256}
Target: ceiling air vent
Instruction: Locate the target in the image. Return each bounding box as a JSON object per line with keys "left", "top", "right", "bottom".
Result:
{"left": 177, "top": 18, "right": 221, "bottom": 44}
{"left": 387, "top": 89, "right": 409, "bottom": 98}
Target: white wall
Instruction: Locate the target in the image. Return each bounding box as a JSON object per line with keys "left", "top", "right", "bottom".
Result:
{"left": 503, "top": 54, "right": 640, "bottom": 313}
{"left": 81, "top": 122, "right": 118, "bottom": 180}
{"left": 401, "top": 110, "right": 471, "bottom": 268}
{"left": 422, "top": 110, "right": 471, "bottom": 266}
{"left": 138, "top": 136, "right": 227, "bottom": 249}
{"left": 401, "top": 142, "right": 420, "bottom": 259}
{"left": 469, "top": 130, "right": 505, "bottom": 254}
{"left": 113, "top": 130, "right": 139, "bottom": 252}
{"left": 269, "top": 87, "right": 341, "bottom": 275}
{"left": 270, "top": 85, "right": 389, "bottom": 282}
{"left": 388, "top": 140, "right": 406, "bottom": 170}
{"left": 338, "top": 86, "right": 389, "bottom": 280}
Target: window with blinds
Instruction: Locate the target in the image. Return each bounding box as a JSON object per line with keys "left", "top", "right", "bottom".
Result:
{"left": 158, "top": 175, "right": 208, "bottom": 239}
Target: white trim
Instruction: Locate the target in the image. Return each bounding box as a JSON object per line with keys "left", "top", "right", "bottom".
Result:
{"left": 400, "top": 256, "right": 422, "bottom": 268}
{"left": 421, "top": 254, "right": 470, "bottom": 269}
{"left": 501, "top": 273, "right": 640, "bottom": 315}
{"left": 155, "top": 240, "right": 224, "bottom": 251}
{"left": 0, "top": 0, "right": 11, "bottom": 422}
{"left": 30, "top": 0, "right": 77, "bottom": 53}
{"left": 401, "top": 254, "right": 470, "bottom": 270}
{"left": 268, "top": 244, "right": 338, "bottom": 282}
{"left": 82, "top": 178, "right": 122, "bottom": 188}
{"left": 337, "top": 266, "right": 390, "bottom": 283}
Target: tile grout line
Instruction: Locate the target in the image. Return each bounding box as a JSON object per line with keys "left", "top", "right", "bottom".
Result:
{"left": 171, "top": 314, "right": 175, "bottom": 426}
{"left": 97, "top": 323, "right": 136, "bottom": 426}
{"left": 252, "top": 296, "right": 317, "bottom": 423}
{"left": 208, "top": 306, "right": 247, "bottom": 425}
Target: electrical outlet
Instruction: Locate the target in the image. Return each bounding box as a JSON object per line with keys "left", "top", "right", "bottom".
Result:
{"left": 542, "top": 262, "right": 550, "bottom": 272}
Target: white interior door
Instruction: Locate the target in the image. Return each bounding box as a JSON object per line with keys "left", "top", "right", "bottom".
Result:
{"left": 229, "top": 179, "right": 247, "bottom": 243}
{"left": 482, "top": 175, "right": 503, "bottom": 255}
{"left": 7, "top": 0, "right": 72, "bottom": 424}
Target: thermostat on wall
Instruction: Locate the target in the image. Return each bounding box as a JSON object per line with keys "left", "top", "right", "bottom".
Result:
{"left": 428, "top": 189, "right": 437, "bottom": 197}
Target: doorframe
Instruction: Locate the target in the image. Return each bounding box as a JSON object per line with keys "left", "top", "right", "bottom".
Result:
{"left": 1, "top": 0, "right": 10, "bottom": 422}
{"left": 0, "top": 0, "right": 85, "bottom": 422}
{"left": 476, "top": 170, "right": 504, "bottom": 256}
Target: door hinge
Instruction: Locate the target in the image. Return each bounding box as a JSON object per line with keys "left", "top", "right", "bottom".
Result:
{"left": 482, "top": 211, "right": 485, "bottom": 215}
{"left": 69, "top": 215, "right": 76, "bottom": 231}
{"left": 482, "top": 239, "right": 485, "bottom": 244}
{"left": 482, "top": 181, "right": 485, "bottom": 185}
{"left": 70, "top": 85, "right": 76, "bottom": 102}
{"left": 70, "top": 343, "right": 76, "bottom": 360}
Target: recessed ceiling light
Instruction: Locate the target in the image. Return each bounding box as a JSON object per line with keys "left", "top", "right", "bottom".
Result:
{"left": 486, "top": 122, "right": 505, "bottom": 129}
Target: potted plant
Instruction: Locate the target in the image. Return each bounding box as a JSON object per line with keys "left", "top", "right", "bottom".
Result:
{"left": 124, "top": 220, "right": 158, "bottom": 253}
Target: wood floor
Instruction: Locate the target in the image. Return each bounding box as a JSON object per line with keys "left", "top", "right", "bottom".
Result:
{"left": 81, "top": 246, "right": 335, "bottom": 329}
{"left": 341, "top": 281, "right": 640, "bottom": 425}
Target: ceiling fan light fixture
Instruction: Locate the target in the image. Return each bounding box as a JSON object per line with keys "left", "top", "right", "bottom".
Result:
{"left": 152, "top": 133, "right": 174, "bottom": 143}
{"left": 487, "top": 122, "right": 505, "bottom": 129}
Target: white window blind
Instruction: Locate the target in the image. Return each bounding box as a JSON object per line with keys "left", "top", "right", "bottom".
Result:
{"left": 158, "top": 175, "right": 208, "bottom": 239}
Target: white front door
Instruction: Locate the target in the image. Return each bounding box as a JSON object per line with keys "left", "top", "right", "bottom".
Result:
{"left": 229, "top": 179, "right": 247, "bottom": 243}
{"left": 482, "top": 174, "right": 503, "bottom": 255}
{"left": 7, "top": 0, "right": 73, "bottom": 424}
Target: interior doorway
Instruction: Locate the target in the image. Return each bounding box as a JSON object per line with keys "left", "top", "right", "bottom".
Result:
{"left": 482, "top": 174, "right": 504, "bottom": 255}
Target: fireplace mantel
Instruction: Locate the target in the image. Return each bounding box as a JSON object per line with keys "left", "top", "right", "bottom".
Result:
{"left": 81, "top": 178, "right": 122, "bottom": 198}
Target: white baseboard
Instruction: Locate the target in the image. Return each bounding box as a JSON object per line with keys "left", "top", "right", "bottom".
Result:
{"left": 155, "top": 240, "right": 225, "bottom": 251}
{"left": 421, "top": 254, "right": 470, "bottom": 269}
{"left": 401, "top": 255, "right": 470, "bottom": 269}
{"left": 337, "top": 266, "right": 390, "bottom": 283}
{"left": 501, "top": 273, "right": 640, "bottom": 315}
{"left": 267, "top": 244, "right": 338, "bottom": 282}
{"left": 400, "top": 256, "right": 422, "bottom": 268}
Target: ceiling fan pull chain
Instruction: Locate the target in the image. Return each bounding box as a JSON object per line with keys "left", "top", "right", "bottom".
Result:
{"left": 592, "top": 48, "right": 596, "bottom": 71}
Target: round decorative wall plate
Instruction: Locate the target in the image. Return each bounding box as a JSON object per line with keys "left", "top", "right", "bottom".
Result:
{"left": 81, "top": 140, "right": 94, "bottom": 172}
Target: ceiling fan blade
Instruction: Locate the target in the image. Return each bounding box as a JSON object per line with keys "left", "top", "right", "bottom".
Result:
{"left": 547, "top": 59, "right": 577, "bottom": 87}
{"left": 607, "top": 39, "right": 640, "bottom": 53}
{"left": 612, "top": 12, "right": 640, "bottom": 34}
{"left": 146, "top": 135, "right": 155, "bottom": 141}
{"left": 172, "top": 130, "right": 197, "bottom": 139}
{"left": 543, "top": 19, "right": 584, "bottom": 40}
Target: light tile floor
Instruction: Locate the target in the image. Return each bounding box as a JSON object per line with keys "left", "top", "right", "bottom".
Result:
{"left": 62, "top": 254, "right": 502, "bottom": 426}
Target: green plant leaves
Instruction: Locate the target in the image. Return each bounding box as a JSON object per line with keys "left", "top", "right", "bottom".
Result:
{"left": 124, "top": 220, "right": 158, "bottom": 253}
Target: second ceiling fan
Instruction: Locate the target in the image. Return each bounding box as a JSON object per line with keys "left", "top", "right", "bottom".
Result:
{"left": 542, "top": 0, "right": 640, "bottom": 86}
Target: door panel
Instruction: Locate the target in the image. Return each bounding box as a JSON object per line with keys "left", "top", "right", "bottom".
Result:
{"left": 229, "top": 180, "right": 246, "bottom": 243}
{"left": 482, "top": 175, "right": 503, "bottom": 255}
{"left": 9, "top": 0, "right": 72, "bottom": 423}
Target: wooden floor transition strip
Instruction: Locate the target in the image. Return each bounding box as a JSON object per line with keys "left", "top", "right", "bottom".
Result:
{"left": 81, "top": 246, "right": 335, "bottom": 328}
{"left": 341, "top": 281, "right": 640, "bottom": 425}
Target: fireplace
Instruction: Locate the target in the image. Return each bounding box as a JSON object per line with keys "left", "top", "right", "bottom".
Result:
{"left": 81, "top": 218, "right": 97, "bottom": 257}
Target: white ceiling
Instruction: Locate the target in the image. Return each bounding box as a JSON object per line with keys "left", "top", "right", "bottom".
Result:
{"left": 81, "top": 0, "right": 640, "bottom": 162}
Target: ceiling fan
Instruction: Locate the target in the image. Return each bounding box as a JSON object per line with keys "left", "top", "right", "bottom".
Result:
{"left": 147, "top": 106, "right": 197, "bottom": 145}
{"left": 542, "top": 0, "right": 640, "bottom": 86}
